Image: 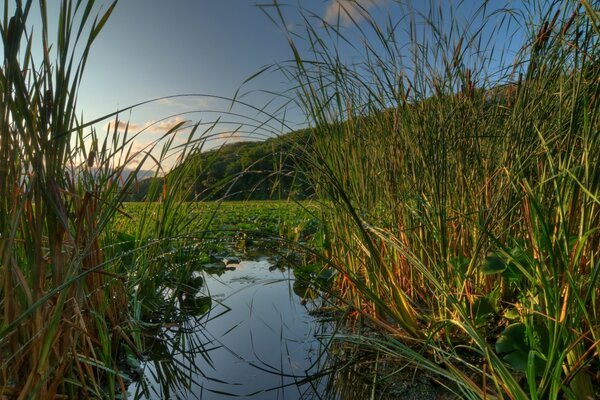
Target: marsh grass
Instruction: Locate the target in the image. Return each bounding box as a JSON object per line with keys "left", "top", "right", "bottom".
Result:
{"left": 0, "top": 2, "right": 135, "bottom": 397}
{"left": 0, "top": 1, "right": 283, "bottom": 398}
{"left": 273, "top": 0, "right": 600, "bottom": 398}
{"left": 2, "top": 0, "right": 599, "bottom": 398}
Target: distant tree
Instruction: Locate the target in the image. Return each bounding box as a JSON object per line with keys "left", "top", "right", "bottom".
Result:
{"left": 125, "top": 129, "right": 314, "bottom": 202}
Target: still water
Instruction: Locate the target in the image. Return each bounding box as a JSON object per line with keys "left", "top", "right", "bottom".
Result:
{"left": 130, "top": 258, "right": 331, "bottom": 399}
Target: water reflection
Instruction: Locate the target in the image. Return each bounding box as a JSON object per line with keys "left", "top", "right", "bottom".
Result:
{"left": 129, "top": 259, "right": 332, "bottom": 399}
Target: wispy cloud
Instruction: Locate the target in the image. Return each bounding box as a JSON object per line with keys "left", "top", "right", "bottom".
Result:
{"left": 105, "top": 116, "right": 191, "bottom": 135}
{"left": 123, "top": 142, "right": 150, "bottom": 169}
{"left": 156, "top": 97, "right": 211, "bottom": 110}
{"left": 323, "top": 0, "right": 385, "bottom": 25}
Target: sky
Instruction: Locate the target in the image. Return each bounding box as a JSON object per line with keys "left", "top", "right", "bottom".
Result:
{"left": 15, "top": 0, "right": 535, "bottom": 171}
{"left": 78, "top": 1, "right": 294, "bottom": 119}
{"left": 76, "top": 0, "right": 305, "bottom": 167}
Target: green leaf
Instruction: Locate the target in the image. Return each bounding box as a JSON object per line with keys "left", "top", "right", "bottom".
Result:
{"left": 89, "top": 1, "right": 116, "bottom": 43}
{"left": 482, "top": 255, "right": 506, "bottom": 274}
{"left": 496, "top": 323, "right": 528, "bottom": 354}
{"left": 116, "top": 231, "right": 136, "bottom": 252}
{"left": 503, "top": 307, "right": 520, "bottom": 320}
{"left": 126, "top": 353, "right": 140, "bottom": 369}
{"left": 472, "top": 296, "right": 496, "bottom": 324}
{"left": 528, "top": 322, "right": 550, "bottom": 354}
{"left": 496, "top": 322, "right": 548, "bottom": 375}
{"left": 503, "top": 351, "right": 529, "bottom": 372}
{"left": 317, "top": 268, "right": 337, "bottom": 282}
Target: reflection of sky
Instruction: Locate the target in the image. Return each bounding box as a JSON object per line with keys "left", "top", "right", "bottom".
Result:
{"left": 133, "top": 259, "right": 328, "bottom": 399}
{"left": 17, "top": 1, "right": 538, "bottom": 170}
{"left": 199, "top": 260, "right": 321, "bottom": 398}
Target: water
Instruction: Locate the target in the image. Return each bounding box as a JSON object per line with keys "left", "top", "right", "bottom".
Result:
{"left": 130, "top": 258, "right": 331, "bottom": 399}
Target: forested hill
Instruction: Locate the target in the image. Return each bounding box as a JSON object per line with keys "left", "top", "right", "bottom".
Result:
{"left": 126, "top": 129, "right": 313, "bottom": 201}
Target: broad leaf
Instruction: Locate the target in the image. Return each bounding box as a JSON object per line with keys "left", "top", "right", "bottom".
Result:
{"left": 482, "top": 255, "right": 506, "bottom": 274}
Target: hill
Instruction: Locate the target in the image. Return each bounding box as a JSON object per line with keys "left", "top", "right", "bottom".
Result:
{"left": 125, "top": 129, "right": 313, "bottom": 201}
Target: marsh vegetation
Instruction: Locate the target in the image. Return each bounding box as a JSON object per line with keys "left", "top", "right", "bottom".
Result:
{"left": 2, "top": 0, "right": 600, "bottom": 399}
{"left": 276, "top": 0, "right": 600, "bottom": 398}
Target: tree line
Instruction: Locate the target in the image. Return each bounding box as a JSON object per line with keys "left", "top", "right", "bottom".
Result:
{"left": 125, "top": 129, "right": 313, "bottom": 201}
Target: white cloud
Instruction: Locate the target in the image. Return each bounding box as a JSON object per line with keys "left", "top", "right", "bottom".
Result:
{"left": 323, "top": 0, "right": 385, "bottom": 25}
{"left": 156, "top": 97, "right": 211, "bottom": 110}
{"left": 105, "top": 116, "right": 191, "bottom": 135}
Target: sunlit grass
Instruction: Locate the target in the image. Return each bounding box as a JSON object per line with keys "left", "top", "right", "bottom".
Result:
{"left": 3, "top": 0, "right": 599, "bottom": 398}
{"left": 0, "top": 1, "right": 296, "bottom": 398}
{"left": 275, "top": 0, "right": 600, "bottom": 398}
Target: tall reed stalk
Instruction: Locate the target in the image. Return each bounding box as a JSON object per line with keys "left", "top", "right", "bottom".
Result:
{"left": 277, "top": 0, "right": 600, "bottom": 397}
{"left": 0, "top": 1, "right": 132, "bottom": 397}
{"left": 0, "top": 2, "right": 223, "bottom": 397}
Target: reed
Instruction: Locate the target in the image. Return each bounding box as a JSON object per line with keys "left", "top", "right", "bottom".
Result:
{"left": 278, "top": 0, "right": 600, "bottom": 397}
{"left": 0, "top": 2, "right": 224, "bottom": 397}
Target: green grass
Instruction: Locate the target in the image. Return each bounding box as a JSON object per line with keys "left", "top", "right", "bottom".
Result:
{"left": 115, "top": 200, "right": 318, "bottom": 241}
{"left": 0, "top": 2, "right": 308, "bottom": 397}
{"left": 269, "top": 0, "right": 600, "bottom": 398}
{"left": 0, "top": 2, "right": 132, "bottom": 397}
{"left": 3, "top": 0, "right": 600, "bottom": 398}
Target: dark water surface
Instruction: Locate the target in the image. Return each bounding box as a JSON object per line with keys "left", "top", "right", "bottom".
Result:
{"left": 130, "top": 258, "right": 331, "bottom": 399}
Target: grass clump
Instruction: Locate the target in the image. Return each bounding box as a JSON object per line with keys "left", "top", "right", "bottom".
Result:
{"left": 0, "top": 1, "right": 218, "bottom": 397}
{"left": 0, "top": 1, "right": 131, "bottom": 397}
{"left": 275, "top": 0, "right": 600, "bottom": 398}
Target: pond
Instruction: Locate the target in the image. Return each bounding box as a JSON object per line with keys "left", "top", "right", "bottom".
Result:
{"left": 128, "top": 256, "right": 334, "bottom": 399}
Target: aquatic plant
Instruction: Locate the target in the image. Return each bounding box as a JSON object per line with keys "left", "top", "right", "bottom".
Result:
{"left": 275, "top": 0, "right": 600, "bottom": 398}
{"left": 0, "top": 1, "right": 222, "bottom": 397}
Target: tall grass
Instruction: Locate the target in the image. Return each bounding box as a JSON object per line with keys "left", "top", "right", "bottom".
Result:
{"left": 0, "top": 1, "right": 251, "bottom": 397}
{"left": 0, "top": 1, "right": 133, "bottom": 397}
{"left": 277, "top": 0, "right": 600, "bottom": 398}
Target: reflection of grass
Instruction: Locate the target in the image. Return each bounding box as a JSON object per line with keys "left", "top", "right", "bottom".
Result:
{"left": 110, "top": 200, "right": 322, "bottom": 398}
{"left": 0, "top": 2, "right": 314, "bottom": 398}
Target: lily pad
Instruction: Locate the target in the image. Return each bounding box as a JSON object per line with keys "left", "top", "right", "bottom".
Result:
{"left": 202, "top": 262, "right": 226, "bottom": 272}
{"left": 223, "top": 256, "right": 241, "bottom": 265}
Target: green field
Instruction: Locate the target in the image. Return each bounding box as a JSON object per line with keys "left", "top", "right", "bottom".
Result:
{"left": 115, "top": 200, "right": 319, "bottom": 242}
{"left": 109, "top": 200, "right": 321, "bottom": 279}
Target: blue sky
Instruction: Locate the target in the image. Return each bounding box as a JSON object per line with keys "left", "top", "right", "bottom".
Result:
{"left": 76, "top": 0, "right": 301, "bottom": 156}
{"left": 79, "top": 1, "right": 294, "bottom": 119}
{"left": 27, "top": 0, "right": 536, "bottom": 170}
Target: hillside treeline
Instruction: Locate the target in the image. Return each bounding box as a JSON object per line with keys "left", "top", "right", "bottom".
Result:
{"left": 126, "top": 129, "right": 313, "bottom": 201}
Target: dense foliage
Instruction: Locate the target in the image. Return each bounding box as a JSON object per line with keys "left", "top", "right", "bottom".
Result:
{"left": 280, "top": 0, "right": 600, "bottom": 398}
{"left": 126, "top": 129, "right": 313, "bottom": 201}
